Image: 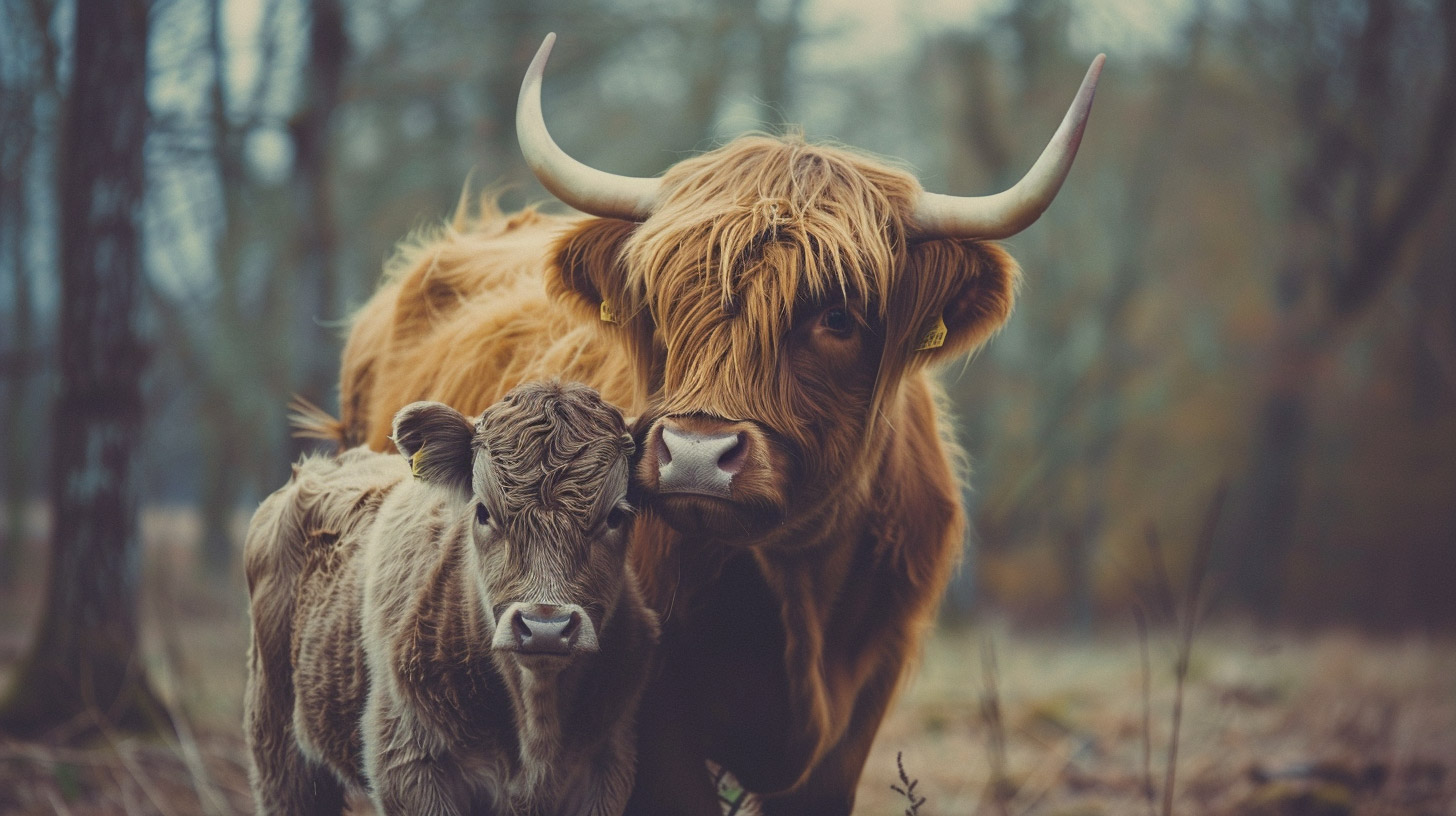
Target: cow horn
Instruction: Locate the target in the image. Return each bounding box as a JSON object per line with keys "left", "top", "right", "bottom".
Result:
{"left": 911, "top": 54, "right": 1105, "bottom": 241}
{"left": 517, "top": 33, "right": 661, "bottom": 221}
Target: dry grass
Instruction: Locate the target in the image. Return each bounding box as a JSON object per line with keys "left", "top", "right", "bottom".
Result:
{"left": 0, "top": 508, "right": 1452, "bottom": 814}
{"left": 858, "top": 625, "right": 1455, "bottom": 816}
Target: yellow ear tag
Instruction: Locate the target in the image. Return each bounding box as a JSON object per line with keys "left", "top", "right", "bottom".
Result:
{"left": 599, "top": 300, "right": 617, "bottom": 324}
{"left": 915, "top": 315, "right": 947, "bottom": 351}
{"left": 410, "top": 449, "right": 426, "bottom": 478}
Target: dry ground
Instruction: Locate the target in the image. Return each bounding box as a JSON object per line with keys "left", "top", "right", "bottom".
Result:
{"left": 858, "top": 627, "right": 1454, "bottom": 816}
{"left": 0, "top": 509, "right": 1451, "bottom": 815}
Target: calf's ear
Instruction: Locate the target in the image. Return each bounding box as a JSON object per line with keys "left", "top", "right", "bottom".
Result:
{"left": 888, "top": 239, "right": 1020, "bottom": 369}
{"left": 391, "top": 401, "right": 474, "bottom": 493}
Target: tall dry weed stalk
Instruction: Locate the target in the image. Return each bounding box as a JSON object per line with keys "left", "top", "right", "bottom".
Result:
{"left": 1143, "top": 525, "right": 1178, "bottom": 625}
{"left": 979, "top": 636, "right": 1013, "bottom": 816}
{"left": 1140, "top": 482, "right": 1226, "bottom": 816}
{"left": 1134, "top": 606, "right": 1156, "bottom": 816}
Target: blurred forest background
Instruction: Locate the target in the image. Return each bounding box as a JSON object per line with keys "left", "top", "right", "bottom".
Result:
{"left": 1, "top": 0, "right": 1455, "bottom": 632}
{"left": 1, "top": 0, "right": 1454, "bottom": 811}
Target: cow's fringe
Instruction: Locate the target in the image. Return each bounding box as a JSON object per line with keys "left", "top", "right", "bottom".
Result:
{"left": 288, "top": 395, "right": 348, "bottom": 452}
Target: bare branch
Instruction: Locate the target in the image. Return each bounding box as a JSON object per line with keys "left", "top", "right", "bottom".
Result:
{"left": 1335, "top": 0, "right": 1456, "bottom": 314}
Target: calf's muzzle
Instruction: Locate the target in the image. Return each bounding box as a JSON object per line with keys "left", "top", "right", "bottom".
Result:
{"left": 494, "top": 603, "right": 597, "bottom": 655}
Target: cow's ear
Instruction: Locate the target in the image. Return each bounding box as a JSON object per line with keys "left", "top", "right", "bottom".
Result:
{"left": 548, "top": 217, "right": 659, "bottom": 400}
{"left": 548, "top": 217, "right": 641, "bottom": 324}
{"left": 392, "top": 401, "right": 475, "bottom": 493}
{"left": 889, "top": 239, "right": 1020, "bottom": 368}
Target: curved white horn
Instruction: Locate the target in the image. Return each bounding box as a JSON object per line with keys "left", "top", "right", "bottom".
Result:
{"left": 912, "top": 54, "right": 1105, "bottom": 240}
{"left": 517, "top": 33, "right": 661, "bottom": 221}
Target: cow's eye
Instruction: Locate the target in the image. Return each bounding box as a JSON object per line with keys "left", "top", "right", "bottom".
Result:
{"left": 819, "top": 306, "right": 855, "bottom": 338}
{"left": 475, "top": 503, "right": 490, "bottom": 526}
{"left": 606, "top": 507, "right": 628, "bottom": 531}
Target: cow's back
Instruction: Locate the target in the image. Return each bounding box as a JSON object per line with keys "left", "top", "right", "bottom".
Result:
{"left": 342, "top": 209, "right": 640, "bottom": 451}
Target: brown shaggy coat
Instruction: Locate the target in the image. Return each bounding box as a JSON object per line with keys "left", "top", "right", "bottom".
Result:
{"left": 336, "top": 136, "right": 1020, "bottom": 814}
{"left": 244, "top": 382, "right": 658, "bottom": 815}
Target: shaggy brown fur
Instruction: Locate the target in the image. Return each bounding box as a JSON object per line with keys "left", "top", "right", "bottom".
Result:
{"left": 335, "top": 135, "right": 1020, "bottom": 814}
{"left": 245, "top": 382, "right": 658, "bottom": 816}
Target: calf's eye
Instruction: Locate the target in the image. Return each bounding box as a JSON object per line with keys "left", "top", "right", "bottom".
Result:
{"left": 475, "top": 503, "right": 490, "bottom": 526}
{"left": 606, "top": 508, "right": 628, "bottom": 531}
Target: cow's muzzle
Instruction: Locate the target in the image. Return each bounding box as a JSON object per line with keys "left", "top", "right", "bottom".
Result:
{"left": 643, "top": 416, "right": 760, "bottom": 499}
{"left": 636, "top": 415, "right": 790, "bottom": 541}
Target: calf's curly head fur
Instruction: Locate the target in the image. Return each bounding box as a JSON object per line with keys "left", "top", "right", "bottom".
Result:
{"left": 393, "top": 381, "right": 637, "bottom": 656}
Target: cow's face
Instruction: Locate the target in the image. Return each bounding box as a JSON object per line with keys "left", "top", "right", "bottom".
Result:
{"left": 392, "top": 383, "right": 636, "bottom": 667}
{"left": 550, "top": 138, "right": 1019, "bottom": 544}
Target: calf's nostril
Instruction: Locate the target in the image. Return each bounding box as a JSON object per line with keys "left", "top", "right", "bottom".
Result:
{"left": 561, "top": 612, "right": 580, "bottom": 643}
{"left": 512, "top": 610, "right": 532, "bottom": 645}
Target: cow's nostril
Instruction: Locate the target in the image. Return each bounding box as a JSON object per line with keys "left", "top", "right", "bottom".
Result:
{"left": 512, "top": 610, "right": 532, "bottom": 645}
{"left": 717, "top": 433, "right": 748, "bottom": 475}
{"left": 561, "top": 612, "right": 580, "bottom": 642}
{"left": 655, "top": 431, "right": 672, "bottom": 466}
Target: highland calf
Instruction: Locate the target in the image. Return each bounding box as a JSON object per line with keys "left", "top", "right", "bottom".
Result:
{"left": 244, "top": 381, "right": 658, "bottom": 816}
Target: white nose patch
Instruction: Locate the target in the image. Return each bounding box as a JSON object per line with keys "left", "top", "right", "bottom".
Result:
{"left": 657, "top": 427, "right": 740, "bottom": 498}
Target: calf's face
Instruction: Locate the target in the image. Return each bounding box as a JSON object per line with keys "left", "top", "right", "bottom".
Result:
{"left": 391, "top": 383, "right": 636, "bottom": 664}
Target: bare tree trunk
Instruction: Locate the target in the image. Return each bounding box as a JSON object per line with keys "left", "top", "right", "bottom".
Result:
{"left": 1227, "top": 362, "right": 1315, "bottom": 617}
{"left": 0, "top": 92, "right": 35, "bottom": 590}
{"left": 0, "top": 0, "right": 54, "bottom": 592}
{"left": 754, "top": 0, "right": 804, "bottom": 127}
{"left": 287, "top": 0, "right": 348, "bottom": 418}
{"left": 182, "top": 0, "right": 319, "bottom": 575}
{"left": 681, "top": 8, "right": 738, "bottom": 146}
{"left": 188, "top": 0, "right": 260, "bottom": 575}
{"left": 0, "top": 0, "right": 165, "bottom": 738}
{"left": 198, "top": 388, "right": 244, "bottom": 575}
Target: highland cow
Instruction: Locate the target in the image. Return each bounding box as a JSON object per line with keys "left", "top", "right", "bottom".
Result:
{"left": 329, "top": 34, "right": 1103, "bottom": 814}
{"left": 243, "top": 381, "right": 657, "bottom": 816}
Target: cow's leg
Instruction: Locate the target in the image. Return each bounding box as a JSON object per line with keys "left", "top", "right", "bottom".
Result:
{"left": 755, "top": 666, "right": 900, "bottom": 816}
{"left": 363, "top": 699, "right": 472, "bottom": 816}
{"left": 752, "top": 733, "right": 869, "bottom": 816}
{"left": 623, "top": 662, "right": 720, "bottom": 815}
{"left": 244, "top": 636, "right": 347, "bottom": 815}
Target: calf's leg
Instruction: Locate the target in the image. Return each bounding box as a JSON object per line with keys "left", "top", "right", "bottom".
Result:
{"left": 564, "top": 727, "right": 637, "bottom": 816}
{"left": 244, "top": 634, "right": 347, "bottom": 815}
{"left": 247, "top": 740, "right": 347, "bottom": 816}
{"left": 363, "top": 699, "right": 473, "bottom": 816}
